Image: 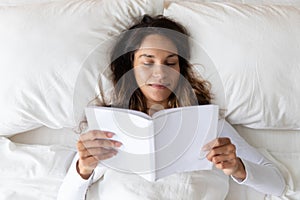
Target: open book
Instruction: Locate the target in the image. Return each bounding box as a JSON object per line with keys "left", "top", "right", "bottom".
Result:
{"left": 85, "top": 104, "right": 219, "bottom": 182}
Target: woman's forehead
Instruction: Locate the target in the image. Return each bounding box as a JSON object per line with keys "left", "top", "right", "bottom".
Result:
{"left": 138, "top": 34, "right": 178, "bottom": 54}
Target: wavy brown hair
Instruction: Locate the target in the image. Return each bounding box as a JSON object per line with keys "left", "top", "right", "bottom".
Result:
{"left": 77, "top": 15, "right": 213, "bottom": 133}
{"left": 96, "top": 15, "right": 212, "bottom": 113}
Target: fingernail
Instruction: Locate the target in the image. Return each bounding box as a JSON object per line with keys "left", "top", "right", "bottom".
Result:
{"left": 106, "top": 132, "right": 114, "bottom": 138}
{"left": 115, "top": 142, "right": 122, "bottom": 147}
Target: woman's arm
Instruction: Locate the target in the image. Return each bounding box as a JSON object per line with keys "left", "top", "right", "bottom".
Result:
{"left": 219, "top": 120, "right": 286, "bottom": 196}
{"left": 57, "top": 153, "right": 95, "bottom": 200}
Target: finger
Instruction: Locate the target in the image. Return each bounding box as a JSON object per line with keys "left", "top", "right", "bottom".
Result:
{"left": 203, "top": 137, "right": 231, "bottom": 151}
{"left": 211, "top": 137, "right": 231, "bottom": 148}
{"left": 210, "top": 152, "right": 237, "bottom": 164}
{"left": 206, "top": 144, "right": 236, "bottom": 161}
{"left": 94, "top": 151, "right": 118, "bottom": 161}
{"left": 77, "top": 140, "right": 86, "bottom": 151}
{"left": 215, "top": 159, "right": 238, "bottom": 171}
{"left": 78, "top": 139, "right": 122, "bottom": 150}
{"left": 79, "top": 147, "right": 117, "bottom": 159}
{"left": 80, "top": 150, "right": 118, "bottom": 168}
{"left": 80, "top": 130, "right": 114, "bottom": 141}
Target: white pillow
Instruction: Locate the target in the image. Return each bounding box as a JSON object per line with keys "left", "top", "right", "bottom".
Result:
{"left": 164, "top": 2, "right": 300, "bottom": 129}
{"left": 0, "top": 137, "right": 74, "bottom": 179}
{"left": 0, "top": 0, "right": 164, "bottom": 136}
{"left": 165, "top": 0, "right": 300, "bottom": 6}
{"left": 0, "top": 0, "right": 63, "bottom": 6}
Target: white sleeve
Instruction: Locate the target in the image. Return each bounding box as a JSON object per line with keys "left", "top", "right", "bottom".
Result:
{"left": 219, "top": 120, "right": 286, "bottom": 196}
{"left": 57, "top": 153, "right": 106, "bottom": 200}
{"left": 57, "top": 153, "right": 93, "bottom": 200}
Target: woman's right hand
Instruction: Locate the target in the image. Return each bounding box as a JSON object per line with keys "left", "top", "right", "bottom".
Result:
{"left": 76, "top": 130, "right": 122, "bottom": 179}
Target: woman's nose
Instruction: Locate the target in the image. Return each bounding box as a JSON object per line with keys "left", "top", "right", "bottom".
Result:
{"left": 152, "top": 64, "right": 167, "bottom": 78}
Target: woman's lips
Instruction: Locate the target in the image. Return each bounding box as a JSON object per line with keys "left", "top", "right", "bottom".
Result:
{"left": 148, "top": 84, "right": 168, "bottom": 89}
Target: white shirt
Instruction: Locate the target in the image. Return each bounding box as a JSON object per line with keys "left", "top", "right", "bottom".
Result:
{"left": 57, "top": 121, "right": 286, "bottom": 200}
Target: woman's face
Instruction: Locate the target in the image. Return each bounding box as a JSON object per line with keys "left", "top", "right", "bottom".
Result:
{"left": 133, "top": 34, "right": 180, "bottom": 109}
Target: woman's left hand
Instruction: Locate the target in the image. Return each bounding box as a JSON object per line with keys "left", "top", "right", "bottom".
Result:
{"left": 205, "top": 137, "right": 246, "bottom": 180}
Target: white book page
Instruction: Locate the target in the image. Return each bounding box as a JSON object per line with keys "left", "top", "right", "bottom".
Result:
{"left": 93, "top": 106, "right": 151, "bottom": 120}
{"left": 153, "top": 105, "right": 219, "bottom": 180}
{"left": 85, "top": 107, "right": 155, "bottom": 179}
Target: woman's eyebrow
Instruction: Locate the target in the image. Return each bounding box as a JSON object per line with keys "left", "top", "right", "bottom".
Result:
{"left": 139, "top": 54, "right": 154, "bottom": 58}
{"left": 138, "top": 53, "right": 178, "bottom": 58}
{"left": 167, "top": 54, "right": 178, "bottom": 58}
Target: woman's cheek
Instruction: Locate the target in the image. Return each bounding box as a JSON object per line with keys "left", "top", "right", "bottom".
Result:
{"left": 169, "top": 73, "right": 180, "bottom": 91}
{"left": 134, "top": 67, "right": 152, "bottom": 86}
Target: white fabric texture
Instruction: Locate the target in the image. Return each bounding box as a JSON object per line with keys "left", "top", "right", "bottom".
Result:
{"left": 165, "top": 0, "right": 300, "bottom": 6}
{"left": 0, "top": 0, "right": 164, "bottom": 136}
{"left": 232, "top": 125, "right": 300, "bottom": 200}
{"left": 57, "top": 121, "right": 285, "bottom": 200}
{"left": 0, "top": 0, "right": 65, "bottom": 6}
{"left": 164, "top": 2, "right": 300, "bottom": 130}
{"left": 0, "top": 137, "right": 75, "bottom": 200}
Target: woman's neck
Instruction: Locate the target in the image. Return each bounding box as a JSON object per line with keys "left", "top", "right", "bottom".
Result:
{"left": 146, "top": 101, "right": 168, "bottom": 116}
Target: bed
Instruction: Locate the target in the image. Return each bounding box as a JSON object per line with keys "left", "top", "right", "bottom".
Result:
{"left": 0, "top": 0, "right": 300, "bottom": 199}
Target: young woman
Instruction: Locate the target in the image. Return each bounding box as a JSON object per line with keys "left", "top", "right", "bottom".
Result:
{"left": 58, "top": 15, "right": 286, "bottom": 200}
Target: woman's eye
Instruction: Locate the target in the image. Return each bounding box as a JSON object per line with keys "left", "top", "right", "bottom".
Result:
{"left": 166, "top": 63, "right": 176, "bottom": 66}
